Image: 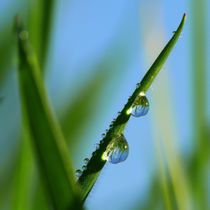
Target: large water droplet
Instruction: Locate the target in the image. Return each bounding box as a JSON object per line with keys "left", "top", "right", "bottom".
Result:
{"left": 102, "top": 134, "right": 129, "bottom": 164}
{"left": 75, "top": 169, "right": 82, "bottom": 177}
{"left": 131, "top": 93, "right": 149, "bottom": 117}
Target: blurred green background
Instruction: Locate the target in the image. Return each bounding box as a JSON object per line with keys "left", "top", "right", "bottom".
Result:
{"left": 0, "top": 0, "right": 209, "bottom": 210}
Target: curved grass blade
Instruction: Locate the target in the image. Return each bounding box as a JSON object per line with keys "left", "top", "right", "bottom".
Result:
{"left": 15, "top": 17, "right": 82, "bottom": 210}
{"left": 77, "top": 14, "right": 186, "bottom": 201}
{"left": 30, "top": 71, "right": 109, "bottom": 210}
{"left": 13, "top": 2, "right": 57, "bottom": 208}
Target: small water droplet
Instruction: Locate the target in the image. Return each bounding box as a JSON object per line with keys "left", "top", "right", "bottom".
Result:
{"left": 102, "top": 134, "right": 129, "bottom": 164}
{"left": 109, "top": 124, "right": 113, "bottom": 128}
{"left": 95, "top": 143, "right": 100, "bottom": 150}
{"left": 100, "top": 139, "right": 104, "bottom": 144}
{"left": 102, "top": 133, "right": 105, "bottom": 137}
{"left": 136, "top": 83, "right": 140, "bottom": 88}
{"left": 92, "top": 151, "right": 97, "bottom": 156}
{"left": 83, "top": 158, "right": 89, "bottom": 164}
{"left": 75, "top": 169, "right": 82, "bottom": 177}
{"left": 82, "top": 165, "right": 87, "bottom": 170}
{"left": 131, "top": 94, "right": 149, "bottom": 117}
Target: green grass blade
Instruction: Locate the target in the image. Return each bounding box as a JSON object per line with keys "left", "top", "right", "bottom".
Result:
{"left": 28, "top": 0, "right": 55, "bottom": 70}
{"left": 0, "top": 26, "right": 14, "bottom": 83}
{"left": 30, "top": 71, "right": 109, "bottom": 209}
{"left": 60, "top": 70, "right": 108, "bottom": 143}
{"left": 15, "top": 18, "right": 81, "bottom": 210}
{"left": 77, "top": 14, "right": 186, "bottom": 201}
{"left": 13, "top": 1, "right": 56, "bottom": 208}
{"left": 190, "top": 1, "right": 209, "bottom": 209}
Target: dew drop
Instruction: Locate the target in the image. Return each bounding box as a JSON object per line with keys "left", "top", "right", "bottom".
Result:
{"left": 95, "top": 143, "right": 100, "bottom": 150}
{"left": 102, "top": 134, "right": 129, "bottom": 164}
{"left": 75, "top": 169, "right": 82, "bottom": 177}
{"left": 82, "top": 165, "right": 87, "bottom": 170}
{"left": 131, "top": 94, "right": 149, "bottom": 117}
{"left": 83, "top": 158, "right": 89, "bottom": 164}
{"left": 100, "top": 139, "right": 104, "bottom": 144}
{"left": 92, "top": 151, "right": 97, "bottom": 156}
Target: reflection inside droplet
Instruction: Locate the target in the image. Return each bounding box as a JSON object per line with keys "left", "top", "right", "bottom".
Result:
{"left": 102, "top": 134, "right": 129, "bottom": 164}
{"left": 131, "top": 94, "right": 149, "bottom": 117}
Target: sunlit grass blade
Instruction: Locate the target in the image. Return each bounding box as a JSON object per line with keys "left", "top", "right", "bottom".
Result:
{"left": 15, "top": 17, "right": 81, "bottom": 210}
{"left": 77, "top": 14, "right": 186, "bottom": 201}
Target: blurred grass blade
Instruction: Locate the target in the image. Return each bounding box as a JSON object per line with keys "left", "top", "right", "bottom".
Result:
{"left": 77, "top": 14, "right": 186, "bottom": 201}
{"left": 0, "top": 26, "right": 14, "bottom": 83}
{"left": 13, "top": 1, "right": 57, "bottom": 208}
{"left": 15, "top": 17, "right": 81, "bottom": 210}
{"left": 60, "top": 70, "right": 108, "bottom": 143}
{"left": 28, "top": 0, "right": 55, "bottom": 70}
{"left": 31, "top": 70, "right": 109, "bottom": 209}
{"left": 190, "top": 0, "right": 209, "bottom": 209}
{"left": 12, "top": 129, "right": 36, "bottom": 210}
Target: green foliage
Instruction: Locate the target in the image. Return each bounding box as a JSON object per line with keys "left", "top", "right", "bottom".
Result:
{"left": 77, "top": 14, "right": 186, "bottom": 202}
{"left": 15, "top": 17, "right": 82, "bottom": 210}
{"left": 1, "top": 2, "right": 208, "bottom": 209}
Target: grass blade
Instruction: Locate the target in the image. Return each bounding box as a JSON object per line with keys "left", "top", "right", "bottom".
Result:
{"left": 190, "top": 0, "right": 209, "bottom": 209}
{"left": 77, "top": 14, "right": 186, "bottom": 201}
{"left": 15, "top": 17, "right": 81, "bottom": 210}
{"left": 13, "top": 1, "right": 56, "bottom": 208}
{"left": 28, "top": 0, "right": 55, "bottom": 70}
{"left": 0, "top": 26, "right": 14, "bottom": 83}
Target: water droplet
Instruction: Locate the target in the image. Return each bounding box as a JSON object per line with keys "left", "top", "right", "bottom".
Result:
{"left": 102, "top": 134, "right": 129, "bottom": 164}
{"left": 83, "top": 158, "right": 89, "bottom": 164}
{"left": 136, "top": 83, "right": 140, "bottom": 88}
{"left": 100, "top": 139, "right": 104, "bottom": 144}
{"left": 92, "top": 151, "right": 97, "bottom": 156}
{"left": 82, "top": 165, "right": 87, "bottom": 170}
{"left": 131, "top": 94, "right": 149, "bottom": 117}
{"left": 95, "top": 143, "right": 100, "bottom": 150}
{"left": 75, "top": 169, "right": 82, "bottom": 177}
{"left": 102, "top": 133, "right": 105, "bottom": 137}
